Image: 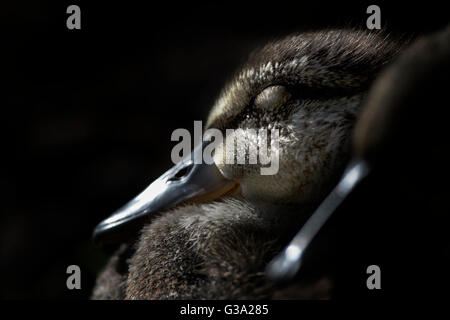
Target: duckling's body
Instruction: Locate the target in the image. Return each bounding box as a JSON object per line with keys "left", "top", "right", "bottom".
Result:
{"left": 92, "top": 29, "right": 403, "bottom": 299}
{"left": 93, "top": 199, "right": 327, "bottom": 299}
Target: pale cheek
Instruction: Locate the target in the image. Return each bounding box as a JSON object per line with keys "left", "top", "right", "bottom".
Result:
{"left": 212, "top": 131, "right": 327, "bottom": 203}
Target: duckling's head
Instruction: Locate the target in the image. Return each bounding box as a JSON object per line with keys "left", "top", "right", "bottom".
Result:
{"left": 93, "top": 29, "right": 403, "bottom": 246}
{"left": 206, "top": 30, "right": 401, "bottom": 204}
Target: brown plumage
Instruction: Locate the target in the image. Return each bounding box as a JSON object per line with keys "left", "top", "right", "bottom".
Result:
{"left": 92, "top": 29, "right": 406, "bottom": 299}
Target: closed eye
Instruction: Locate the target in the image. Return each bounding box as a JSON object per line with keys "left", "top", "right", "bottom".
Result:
{"left": 254, "top": 85, "right": 292, "bottom": 110}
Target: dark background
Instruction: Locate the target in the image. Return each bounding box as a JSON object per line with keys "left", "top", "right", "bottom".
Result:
{"left": 2, "top": 1, "right": 448, "bottom": 299}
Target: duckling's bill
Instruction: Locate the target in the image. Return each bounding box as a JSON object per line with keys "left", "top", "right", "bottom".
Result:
{"left": 93, "top": 141, "right": 238, "bottom": 246}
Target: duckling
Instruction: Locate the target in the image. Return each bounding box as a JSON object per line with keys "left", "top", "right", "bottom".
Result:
{"left": 91, "top": 29, "right": 404, "bottom": 299}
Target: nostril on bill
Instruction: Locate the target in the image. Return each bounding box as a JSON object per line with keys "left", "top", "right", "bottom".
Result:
{"left": 167, "top": 163, "right": 194, "bottom": 182}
